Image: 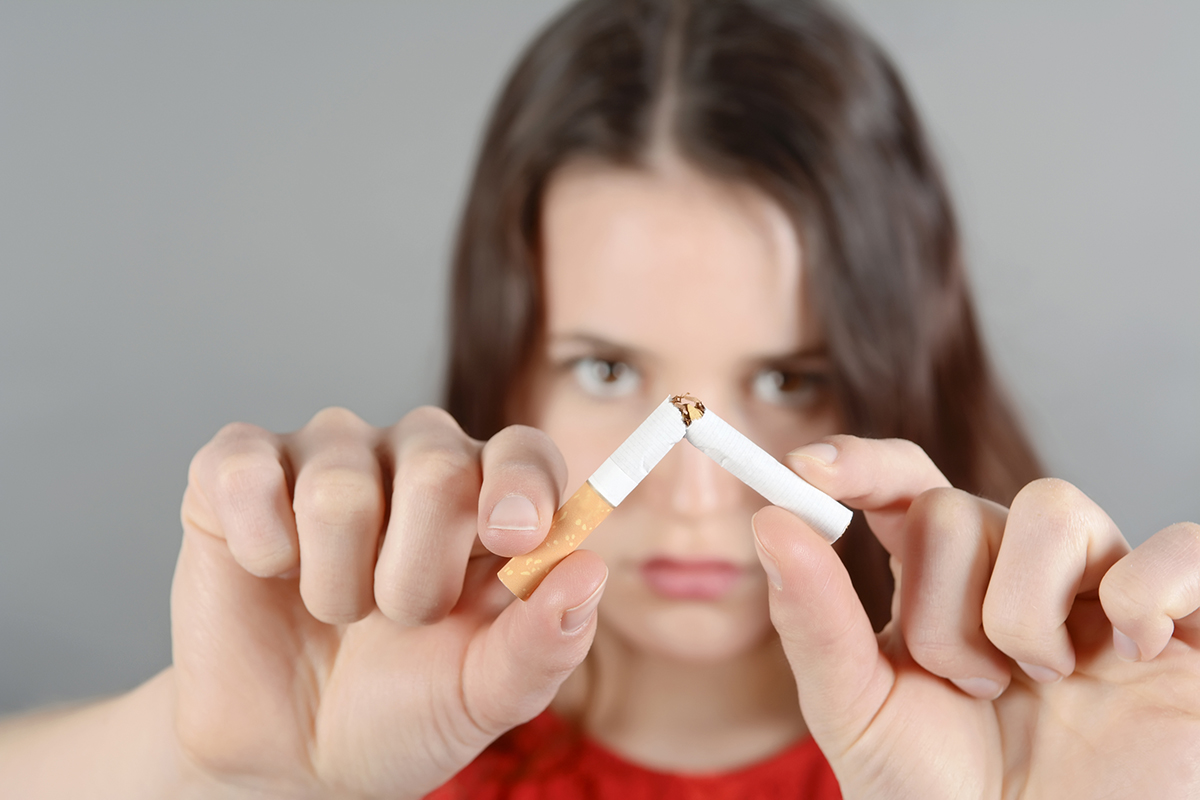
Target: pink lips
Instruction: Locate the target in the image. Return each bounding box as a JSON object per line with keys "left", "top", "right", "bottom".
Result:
{"left": 640, "top": 558, "right": 745, "bottom": 600}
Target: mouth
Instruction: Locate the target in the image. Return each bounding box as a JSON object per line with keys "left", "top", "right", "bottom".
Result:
{"left": 639, "top": 558, "right": 746, "bottom": 601}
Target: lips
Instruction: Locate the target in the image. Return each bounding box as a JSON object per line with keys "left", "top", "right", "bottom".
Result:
{"left": 639, "top": 558, "right": 745, "bottom": 600}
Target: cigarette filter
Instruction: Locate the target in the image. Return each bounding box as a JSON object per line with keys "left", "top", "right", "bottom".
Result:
{"left": 683, "top": 409, "right": 852, "bottom": 543}
{"left": 497, "top": 397, "right": 687, "bottom": 600}
{"left": 498, "top": 394, "right": 852, "bottom": 601}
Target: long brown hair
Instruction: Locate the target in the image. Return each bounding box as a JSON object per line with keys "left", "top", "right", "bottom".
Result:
{"left": 444, "top": 0, "right": 1041, "bottom": 628}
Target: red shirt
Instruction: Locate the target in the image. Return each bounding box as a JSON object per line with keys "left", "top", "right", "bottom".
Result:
{"left": 426, "top": 711, "right": 842, "bottom": 799}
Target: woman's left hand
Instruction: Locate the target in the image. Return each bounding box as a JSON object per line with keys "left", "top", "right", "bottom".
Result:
{"left": 754, "top": 435, "right": 1200, "bottom": 798}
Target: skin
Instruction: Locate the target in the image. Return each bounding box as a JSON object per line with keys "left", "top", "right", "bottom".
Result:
{"left": 1, "top": 159, "right": 1198, "bottom": 799}
{"left": 525, "top": 157, "right": 838, "bottom": 769}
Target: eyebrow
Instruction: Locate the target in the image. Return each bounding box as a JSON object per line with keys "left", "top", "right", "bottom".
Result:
{"left": 545, "top": 333, "right": 647, "bottom": 361}
{"left": 547, "top": 332, "right": 831, "bottom": 367}
{"left": 752, "top": 346, "right": 832, "bottom": 367}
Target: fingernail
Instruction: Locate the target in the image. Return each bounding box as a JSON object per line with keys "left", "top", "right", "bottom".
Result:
{"left": 1112, "top": 628, "right": 1141, "bottom": 662}
{"left": 488, "top": 494, "right": 539, "bottom": 532}
{"left": 752, "top": 516, "right": 783, "bottom": 590}
{"left": 787, "top": 442, "right": 838, "bottom": 465}
{"left": 1016, "top": 661, "right": 1063, "bottom": 684}
{"left": 951, "top": 677, "right": 1004, "bottom": 700}
{"left": 561, "top": 573, "right": 607, "bottom": 633}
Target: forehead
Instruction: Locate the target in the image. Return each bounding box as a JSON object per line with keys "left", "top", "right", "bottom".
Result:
{"left": 539, "top": 159, "right": 813, "bottom": 356}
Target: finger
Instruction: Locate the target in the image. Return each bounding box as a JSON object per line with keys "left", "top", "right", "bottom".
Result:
{"left": 785, "top": 435, "right": 951, "bottom": 553}
{"left": 477, "top": 425, "right": 568, "bottom": 557}
{"left": 1100, "top": 522, "right": 1200, "bottom": 661}
{"left": 374, "top": 406, "right": 483, "bottom": 626}
{"left": 461, "top": 550, "right": 608, "bottom": 738}
{"left": 901, "top": 488, "right": 1011, "bottom": 699}
{"left": 752, "top": 505, "right": 891, "bottom": 756}
{"left": 287, "top": 407, "right": 385, "bottom": 624}
{"left": 983, "top": 478, "right": 1129, "bottom": 682}
{"left": 186, "top": 422, "right": 299, "bottom": 577}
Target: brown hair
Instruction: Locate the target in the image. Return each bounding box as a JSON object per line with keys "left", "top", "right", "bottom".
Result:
{"left": 444, "top": 0, "right": 1041, "bottom": 628}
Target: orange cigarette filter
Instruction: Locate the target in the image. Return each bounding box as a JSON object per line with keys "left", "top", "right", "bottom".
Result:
{"left": 497, "top": 395, "right": 854, "bottom": 601}
{"left": 497, "top": 396, "right": 696, "bottom": 600}
{"left": 497, "top": 482, "right": 614, "bottom": 600}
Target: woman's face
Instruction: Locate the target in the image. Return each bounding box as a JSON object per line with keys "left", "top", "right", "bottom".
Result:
{"left": 522, "top": 158, "right": 840, "bottom": 662}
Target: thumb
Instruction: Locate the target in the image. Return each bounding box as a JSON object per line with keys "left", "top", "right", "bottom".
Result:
{"left": 753, "top": 506, "right": 894, "bottom": 757}
{"left": 460, "top": 550, "right": 608, "bottom": 738}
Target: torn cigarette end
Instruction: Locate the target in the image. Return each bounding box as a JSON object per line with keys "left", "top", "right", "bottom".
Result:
{"left": 670, "top": 394, "right": 706, "bottom": 426}
{"left": 496, "top": 394, "right": 852, "bottom": 601}
{"left": 497, "top": 481, "right": 614, "bottom": 601}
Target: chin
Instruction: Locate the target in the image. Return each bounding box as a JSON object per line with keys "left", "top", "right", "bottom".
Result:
{"left": 600, "top": 591, "right": 775, "bottom": 663}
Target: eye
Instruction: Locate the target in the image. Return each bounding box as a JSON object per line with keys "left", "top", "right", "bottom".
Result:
{"left": 751, "top": 368, "right": 827, "bottom": 409}
{"left": 570, "top": 357, "right": 641, "bottom": 398}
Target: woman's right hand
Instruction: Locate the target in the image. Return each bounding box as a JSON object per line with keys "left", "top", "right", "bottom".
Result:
{"left": 172, "top": 406, "right": 608, "bottom": 799}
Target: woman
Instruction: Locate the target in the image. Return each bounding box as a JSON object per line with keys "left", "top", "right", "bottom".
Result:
{"left": 2, "top": 0, "right": 1197, "bottom": 797}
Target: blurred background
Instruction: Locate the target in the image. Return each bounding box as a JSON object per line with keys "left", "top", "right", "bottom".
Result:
{"left": 2, "top": 0, "right": 1197, "bottom": 714}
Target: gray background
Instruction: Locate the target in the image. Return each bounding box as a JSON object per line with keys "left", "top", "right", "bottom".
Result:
{"left": 1, "top": 0, "right": 1197, "bottom": 715}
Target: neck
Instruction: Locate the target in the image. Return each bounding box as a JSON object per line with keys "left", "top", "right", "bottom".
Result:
{"left": 552, "top": 623, "right": 807, "bottom": 773}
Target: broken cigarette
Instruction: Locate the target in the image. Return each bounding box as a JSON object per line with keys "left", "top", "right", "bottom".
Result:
{"left": 497, "top": 397, "right": 687, "bottom": 600}
{"left": 682, "top": 405, "right": 852, "bottom": 543}
{"left": 498, "top": 394, "right": 853, "bottom": 600}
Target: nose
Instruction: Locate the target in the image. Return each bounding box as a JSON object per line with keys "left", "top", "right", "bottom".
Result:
{"left": 642, "top": 428, "right": 751, "bottom": 518}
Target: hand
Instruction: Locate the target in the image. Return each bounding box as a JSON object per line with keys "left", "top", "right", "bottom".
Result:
{"left": 753, "top": 435, "right": 1200, "bottom": 798}
{"left": 172, "top": 407, "right": 608, "bottom": 799}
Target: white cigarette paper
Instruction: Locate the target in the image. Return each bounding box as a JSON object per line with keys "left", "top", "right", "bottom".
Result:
{"left": 684, "top": 410, "right": 852, "bottom": 543}
{"left": 498, "top": 397, "right": 686, "bottom": 599}
{"left": 588, "top": 397, "right": 688, "bottom": 505}
{"left": 499, "top": 395, "right": 851, "bottom": 600}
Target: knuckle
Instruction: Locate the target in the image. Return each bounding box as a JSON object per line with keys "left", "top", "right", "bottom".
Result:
{"left": 190, "top": 423, "right": 269, "bottom": 484}
{"left": 487, "top": 425, "right": 565, "bottom": 477}
{"left": 396, "top": 446, "right": 481, "bottom": 501}
{"left": 312, "top": 607, "right": 369, "bottom": 626}
{"left": 1099, "top": 521, "right": 1200, "bottom": 618}
{"left": 893, "top": 438, "right": 932, "bottom": 462}
{"left": 375, "top": 575, "right": 455, "bottom": 626}
{"left": 1010, "top": 477, "right": 1112, "bottom": 548}
{"left": 307, "top": 405, "right": 368, "bottom": 432}
{"left": 302, "top": 588, "right": 372, "bottom": 626}
{"left": 212, "top": 451, "right": 286, "bottom": 504}
{"left": 212, "top": 420, "right": 271, "bottom": 446}
{"left": 1017, "top": 479, "right": 1084, "bottom": 510}
{"left": 1163, "top": 521, "right": 1200, "bottom": 559}
{"left": 399, "top": 405, "right": 466, "bottom": 437}
{"left": 295, "top": 467, "right": 382, "bottom": 528}
{"left": 1098, "top": 563, "right": 1148, "bottom": 620}
{"left": 909, "top": 487, "right": 980, "bottom": 532}
{"left": 1013, "top": 478, "right": 1091, "bottom": 523}
{"left": 904, "top": 627, "right": 963, "bottom": 673}
{"left": 494, "top": 423, "right": 553, "bottom": 450}
{"left": 981, "top": 598, "right": 1049, "bottom": 649}
{"left": 870, "top": 437, "right": 935, "bottom": 472}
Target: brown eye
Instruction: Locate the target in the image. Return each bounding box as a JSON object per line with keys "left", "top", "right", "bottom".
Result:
{"left": 751, "top": 368, "right": 826, "bottom": 408}
{"left": 571, "top": 357, "right": 641, "bottom": 398}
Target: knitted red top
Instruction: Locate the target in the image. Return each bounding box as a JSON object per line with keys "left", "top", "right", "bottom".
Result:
{"left": 425, "top": 710, "right": 842, "bottom": 799}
